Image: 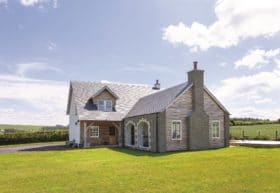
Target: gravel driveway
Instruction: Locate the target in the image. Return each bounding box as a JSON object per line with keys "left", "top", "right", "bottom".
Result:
{"left": 0, "top": 143, "right": 69, "bottom": 154}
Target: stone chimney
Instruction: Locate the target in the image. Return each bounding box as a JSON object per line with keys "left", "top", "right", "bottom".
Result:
{"left": 188, "top": 61, "right": 204, "bottom": 112}
{"left": 186, "top": 61, "right": 210, "bottom": 150}
{"left": 152, "top": 79, "right": 160, "bottom": 90}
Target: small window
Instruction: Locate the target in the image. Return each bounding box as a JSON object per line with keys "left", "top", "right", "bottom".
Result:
{"left": 89, "top": 126, "right": 99, "bottom": 138}
{"left": 211, "top": 121, "right": 220, "bottom": 138}
{"left": 109, "top": 127, "right": 115, "bottom": 136}
{"left": 98, "top": 100, "right": 112, "bottom": 112}
{"left": 171, "top": 120, "right": 181, "bottom": 140}
{"left": 105, "top": 100, "right": 112, "bottom": 112}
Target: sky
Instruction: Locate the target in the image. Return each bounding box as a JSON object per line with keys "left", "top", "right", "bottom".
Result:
{"left": 0, "top": 0, "right": 280, "bottom": 125}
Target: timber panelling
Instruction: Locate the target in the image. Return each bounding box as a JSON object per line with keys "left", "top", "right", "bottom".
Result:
{"left": 80, "top": 120, "right": 121, "bottom": 146}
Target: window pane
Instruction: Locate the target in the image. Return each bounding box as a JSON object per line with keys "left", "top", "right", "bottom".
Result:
{"left": 105, "top": 100, "right": 112, "bottom": 111}
{"left": 98, "top": 101, "right": 105, "bottom": 111}
{"left": 172, "top": 121, "right": 181, "bottom": 139}
{"left": 109, "top": 127, "right": 115, "bottom": 135}
{"left": 212, "top": 121, "right": 219, "bottom": 138}
{"left": 90, "top": 126, "right": 99, "bottom": 137}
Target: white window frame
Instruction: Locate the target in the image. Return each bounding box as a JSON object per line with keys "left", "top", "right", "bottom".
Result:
{"left": 171, "top": 120, "right": 182, "bottom": 140}
{"left": 88, "top": 126, "right": 99, "bottom": 138}
{"left": 97, "top": 100, "right": 112, "bottom": 112}
{"left": 211, "top": 120, "right": 220, "bottom": 139}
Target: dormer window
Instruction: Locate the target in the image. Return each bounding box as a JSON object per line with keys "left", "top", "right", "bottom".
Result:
{"left": 98, "top": 100, "right": 112, "bottom": 112}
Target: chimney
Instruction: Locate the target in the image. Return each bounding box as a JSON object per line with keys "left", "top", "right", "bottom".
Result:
{"left": 186, "top": 61, "right": 210, "bottom": 150}
{"left": 152, "top": 79, "right": 160, "bottom": 90}
{"left": 187, "top": 61, "right": 204, "bottom": 111}
{"left": 193, "top": 61, "right": 198, "bottom": 70}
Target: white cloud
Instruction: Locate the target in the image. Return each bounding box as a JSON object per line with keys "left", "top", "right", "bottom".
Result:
{"left": 163, "top": 0, "right": 280, "bottom": 51}
{"left": 0, "top": 0, "right": 7, "bottom": 8}
{"left": 234, "top": 48, "right": 280, "bottom": 69}
{"left": 19, "top": 0, "right": 58, "bottom": 8}
{"left": 212, "top": 66, "right": 280, "bottom": 119}
{"left": 47, "top": 41, "right": 57, "bottom": 51}
{"left": 13, "top": 62, "right": 62, "bottom": 77}
{"left": 0, "top": 74, "right": 68, "bottom": 125}
{"left": 0, "top": 63, "right": 67, "bottom": 125}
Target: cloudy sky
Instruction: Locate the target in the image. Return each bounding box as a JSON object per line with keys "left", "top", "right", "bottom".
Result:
{"left": 0, "top": 0, "right": 280, "bottom": 125}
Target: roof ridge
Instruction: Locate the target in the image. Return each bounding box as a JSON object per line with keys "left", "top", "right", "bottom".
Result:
{"left": 71, "top": 80, "right": 151, "bottom": 87}
{"left": 137, "top": 82, "right": 188, "bottom": 100}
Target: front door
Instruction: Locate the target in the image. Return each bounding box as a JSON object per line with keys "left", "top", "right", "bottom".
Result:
{"left": 108, "top": 127, "right": 117, "bottom": 145}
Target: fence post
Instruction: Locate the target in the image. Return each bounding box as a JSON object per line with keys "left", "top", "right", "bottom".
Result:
{"left": 242, "top": 130, "right": 245, "bottom": 140}
{"left": 276, "top": 130, "right": 278, "bottom": 141}
{"left": 258, "top": 131, "right": 261, "bottom": 137}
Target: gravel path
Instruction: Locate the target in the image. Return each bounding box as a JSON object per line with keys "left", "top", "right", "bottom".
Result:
{"left": 0, "top": 143, "right": 69, "bottom": 154}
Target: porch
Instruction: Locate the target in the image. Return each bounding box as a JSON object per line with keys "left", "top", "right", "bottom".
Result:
{"left": 81, "top": 120, "right": 122, "bottom": 148}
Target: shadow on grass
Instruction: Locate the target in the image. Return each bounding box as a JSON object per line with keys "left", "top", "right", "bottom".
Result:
{"left": 19, "top": 145, "right": 76, "bottom": 152}
{"left": 107, "top": 147, "right": 224, "bottom": 157}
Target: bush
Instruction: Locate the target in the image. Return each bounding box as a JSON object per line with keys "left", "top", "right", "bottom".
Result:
{"left": 253, "top": 135, "right": 271, "bottom": 140}
{"left": 0, "top": 131, "right": 68, "bottom": 145}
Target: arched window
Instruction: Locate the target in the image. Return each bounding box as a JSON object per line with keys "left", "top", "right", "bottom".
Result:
{"left": 125, "top": 121, "right": 135, "bottom": 146}
{"left": 137, "top": 119, "right": 150, "bottom": 148}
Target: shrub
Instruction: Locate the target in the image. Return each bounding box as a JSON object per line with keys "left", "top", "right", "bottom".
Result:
{"left": 0, "top": 131, "right": 68, "bottom": 145}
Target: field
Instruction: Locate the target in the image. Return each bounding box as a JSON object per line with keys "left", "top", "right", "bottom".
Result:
{"left": 0, "top": 147, "right": 279, "bottom": 193}
{"left": 230, "top": 124, "right": 280, "bottom": 140}
{"left": 0, "top": 124, "right": 43, "bottom": 132}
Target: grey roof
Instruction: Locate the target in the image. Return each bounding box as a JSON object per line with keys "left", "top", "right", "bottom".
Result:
{"left": 67, "top": 81, "right": 156, "bottom": 121}
{"left": 126, "top": 82, "right": 192, "bottom": 117}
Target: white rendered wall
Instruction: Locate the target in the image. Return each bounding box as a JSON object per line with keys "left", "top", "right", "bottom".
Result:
{"left": 69, "top": 97, "right": 80, "bottom": 144}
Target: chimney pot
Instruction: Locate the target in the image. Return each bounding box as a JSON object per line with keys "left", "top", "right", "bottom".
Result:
{"left": 193, "top": 61, "right": 198, "bottom": 70}
{"left": 152, "top": 79, "right": 160, "bottom": 90}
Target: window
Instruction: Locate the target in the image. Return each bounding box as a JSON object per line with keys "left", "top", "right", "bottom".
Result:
{"left": 109, "top": 127, "right": 115, "bottom": 136}
{"left": 172, "top": 120, "right": 181, "bottom": 140}
{"left": 211, "top": 121, "right": 220, "bottom": 138}
{"left": 98, "top": 100, "right": 112, "bottom": 112}
{"left": 89, "top": 126, "right": 99, "bottom": 138}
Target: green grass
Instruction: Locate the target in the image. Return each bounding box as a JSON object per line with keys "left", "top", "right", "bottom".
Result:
{"left": 0, "top": 147, "right": 279, "bottom": 193}
{"left": 230, "top": 124, "right": 280, "bottom": 140}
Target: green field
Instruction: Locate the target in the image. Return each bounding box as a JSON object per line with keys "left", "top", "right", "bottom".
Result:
{"left": 230, "top": 124, "right": 280, "bottom": 140}
{"left": 0, "top": 124, "right": 43, "bottom": 132}
{"left": 0, "top": 147, "right": 279, "bottom": 193}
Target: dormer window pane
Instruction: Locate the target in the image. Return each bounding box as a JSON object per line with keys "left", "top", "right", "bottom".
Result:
{"left": 98, "top": 100, "right": 112, "bottom": 112}
{"left": 98, "top": 101, "right": 105, "bottom": 111}
{"left": 105, "top": 100, "right": 112, "bottom": 112}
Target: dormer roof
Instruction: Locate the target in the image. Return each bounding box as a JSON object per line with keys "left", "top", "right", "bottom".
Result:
{"left": 90, "top": 85, "right": 119, "bottom": 100}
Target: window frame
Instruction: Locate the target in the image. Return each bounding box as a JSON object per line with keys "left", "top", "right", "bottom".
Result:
{"left": 211, "top": 120, "right": 220, "bottom": 139}
{"left": 171, "top": 120, "right": 182, "bottom": 140}
{"left": 88, "top": 126, "right": 99, "bottom": 138}
{"left": 97, "top": 100, "right": 113, "bottom": 112}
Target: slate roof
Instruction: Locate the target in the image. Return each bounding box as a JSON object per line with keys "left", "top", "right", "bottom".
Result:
{"left": 67, "top": 81, "right": 157, "bottom": 121}
{"left": 126, "top": 82, "right": 193, "bottom": 117}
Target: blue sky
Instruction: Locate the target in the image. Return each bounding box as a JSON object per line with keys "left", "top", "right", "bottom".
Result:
{"left": 0, "top": 0, "right": 280, "bottom": 125}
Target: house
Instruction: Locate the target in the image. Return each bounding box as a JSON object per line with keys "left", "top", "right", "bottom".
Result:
{"left": 66, "top": 62, "right": 230, "bottom": 152}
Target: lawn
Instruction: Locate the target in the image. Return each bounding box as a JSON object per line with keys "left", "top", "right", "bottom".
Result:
{"left": 0, "top": 147, "right": 279, "bottom": 193}
{"left": 230, "top": 124, "right": 280, "bottom": 140}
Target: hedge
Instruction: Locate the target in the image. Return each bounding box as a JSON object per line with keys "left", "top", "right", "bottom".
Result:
{"left": 0, "top": 131, "right": 68, "bottom": 145}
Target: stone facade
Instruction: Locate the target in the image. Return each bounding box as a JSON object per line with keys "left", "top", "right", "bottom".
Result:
{"left": 165, "top": 89, "right": 192, "bottom": 151}
{"left": 123, "top": 113, "right": 165, "bottom": 152}
{"left": 204, "top": 91, "right": 225, "bottom": 148}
